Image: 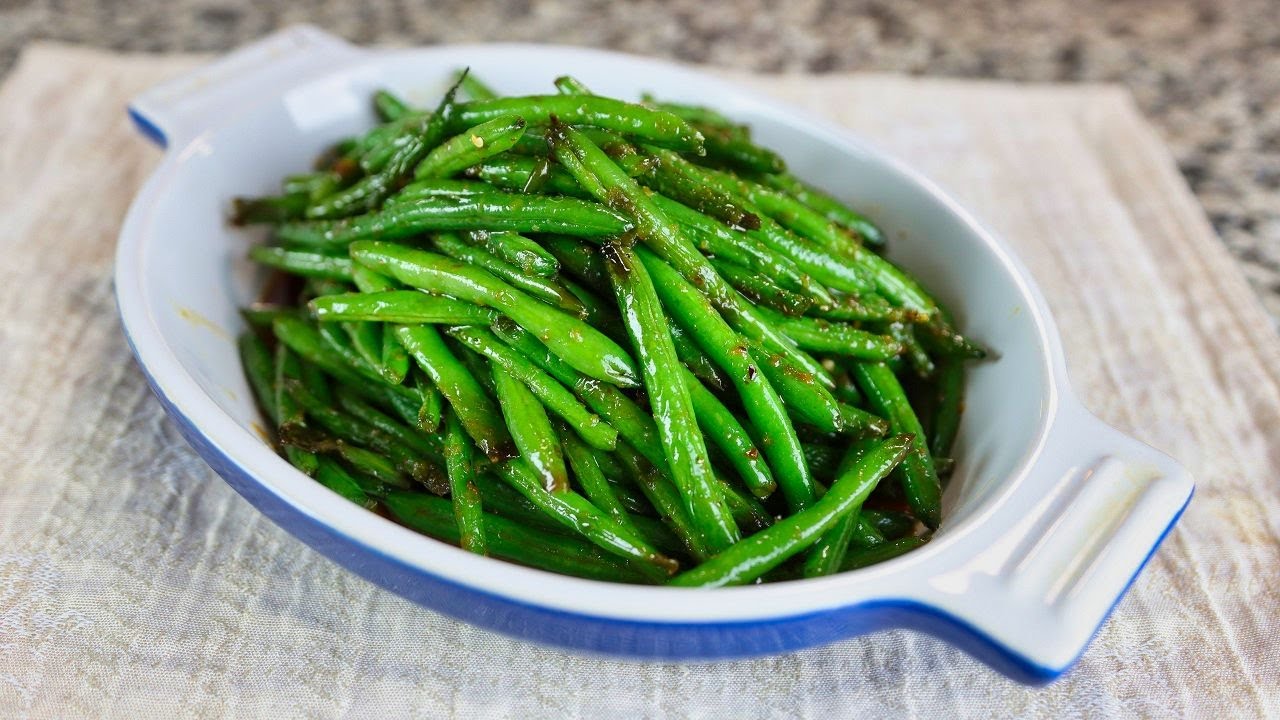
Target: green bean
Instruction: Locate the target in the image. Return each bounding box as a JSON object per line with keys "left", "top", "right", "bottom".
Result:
{"left": 414, "top": 114, "right": 527, "bottom": 179}
{"left": 352, "top": 242, "right": 640, "bottom": 387}
{"left": 929, "top": 359, "right": 965, "bottom": 459}
{"left": 309, "top": 291, "right": 498, "bottom": 325}
{"left": 273, "top": 315, "right": 415, "bottom": 405}
{"left": 625, "top": 513, "right": 689, "bottom": 559}
{"left": 446, "top": 326, "right": 618, "bottom": 451}
{"left": 669, "top": 434, "right": 912, "bottom": 587}
{"left": 550, "top": 123, "right": 835, "bottom": 386}
{"left": 334, "top": 440, "right": 413, "bottom": 490}
{"left": 863, "top": 508, "right": 917, "bottom": 540}
{"left": 238, "top": 332, "right": 279, "bottom": 424}
{"left": 342, "top": 320, "right": 384, "bottom": 374}
{"left": 452, "top": 95, "right": 705, "bottom": 153}
{"left": 710, "top": 167, "right": 865, "bottom": 259}
{"left": 613, "top": 441, "right": 711, "bottom": 561}
{"left": 884, "top": 321, "right": 935, "bottom": 378}
{"left": 333, "top": 386, "right": 442, "bottom": 462}
{"left": 493, "top": 458, "right": 678, "bottom": 580}
{"left": 747, "top": 346, "right": 845, "bottom": 435}
{"left": 383, "top": 492, "right": 651, "bottom": 583}
{"left": 457, "top": 71, "right": 499, "bottom": 101}
{"left": 713, "top": 260, "right": 815, "bottom": 315}
{"left": 666, "top": 159, "right": 883, "bottom": 297}
{"left": 639, "top": 250, "right": 816, "bottom": 511}
{"left": 603, "top": 242, "right": 740, "bottom": 553}
{"left": 840, "top": 536, "right": 928, "bottom": 571}
{"left": 694, "top": 123, "right": 787, "bottom": 175}
{"left": 853, "top": 362, "right": 942, "bottom": 529}
{"left": 560, "top": 427, "right": 639, "bottom": 536}
{"left": 919, "top": 318, "right": 988, "bottom": 360}
{"left": 803, "top": 439, "right": 882, "bottom": 578}
{"left": 231, "top": 193, "right": 309, "bottom": 225}
{"left": 552, "top": 75, "right": 592, "bottom": 96}
{"left": 814, "top": 292, "right": 912, "bottom": 323}
{"left": 248, "top": 246, "right": 353, "bottom": 282}
{"left": 671, "top": 325, "right": 729, "bottom": 391}
{"left": 280, "top": 192, "right": 633, "bottom": 248}
{"left": 684, "top": 370, "right": 776, "bottom": 499}
{"left": 758, "top": 308, "right": 903, "bottom": 360}
{"left": 414, "top": 378, "right": 443, "bottom": 433}
{"left": 394, "top": 324, "right": 512, "bottom": 460}
{"left": 631, "top": 147, "right": 760, "bottom": 229}
{"left": 373, "top": 89, "right": 411, "bottom": 121}
{"left": 839, "top": 402, "right": 891, "bottom": 437}
{"left": 464, "top": 156, "right": 590, "bottom": 198}
{"left": 309, "top": 79, "right": 464, "bottom": 219}
{"left": 489, "top": 318, "right": 665, "bottom": 463}
{"left": 640, "top": 95, "right": 738, "bottom": 130}
{"left": 647, "top": 194, "right": 826, "bottom": 304}
{"left": 468, "top": 230, "right": 559, "bottom": 278}
{"left": 715, "top": 473, "right": 774, "bottom": 534}
{"left": 442, "top": 409, "right": 488, "bottom": 555}
{"left": 380, "top": 328, "right": 410, "bottom": 384}
{"left": 472, "top": 472, "right": 564, "bottom": 533}
{"left": 241, "top": 304, "right": 304, "bottom": 328}
{"left": 314, "top": 456, "right": 376, "bottom": 508}
{"left": 492, "top": 363, "right": 569, "bottom": 493}
{"left": 282, "top": 378, "right": 440, "bottom": 489}
{"left": 760, "top": 172, "right": 885, "bottom": 247}
{"left": 432, "top": 232, "right": 584, "bottom": 315}
{"left": 350, "top": 263, "right": 401, "bottom": 293}
{"left": 385, "top": 178, "right": 499, "bottom": 206}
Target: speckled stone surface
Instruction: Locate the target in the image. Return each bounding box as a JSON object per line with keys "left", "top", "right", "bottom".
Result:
{"left": 4, "top": 0, "right": 1278, "bottom": 318}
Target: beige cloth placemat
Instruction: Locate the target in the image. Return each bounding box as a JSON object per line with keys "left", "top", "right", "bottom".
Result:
{"left": 1, "top": 43, "right": 1278, "bottom": 719}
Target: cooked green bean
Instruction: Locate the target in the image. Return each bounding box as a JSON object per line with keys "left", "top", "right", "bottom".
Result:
{"left": 395, "top": 324, "right": 513, "bottom": 460}
{"left": 713, "top": 259, "right": 815, "bottom": 315}
{"left": 854, "top": 362, "right": 942, "bottom": 529}
{"left": 840, "top": 536, "right": 929, "bottom": 571}
{"left": 492, "top": 363, "right": 569, "bottom": 493}
{"left": 494, "top": 458, "right": 678, "bottom": 580}
{"left": 314, "top": 456, "right": 376, "bottom": 508}
{"left": 249, "top": 246, "right": 353, "bottom": 282}
{"left": 603, "top": 242, "right": 740, "bottom": 554}
{"left": 669, "top": 434, "right": 912, "bottom": 587}
{"left": 432, "top": 232, "right": 583, "bottom": 315}
{"left": 279, "top": 192, "right": 632, "bottom": 248}
{"left": 452, "top": 95, "right": 705, "bottom": 153}
{"left": 447, "top": 325, "right": 618, "bottom": 451}
{"left": 442, "top": 409, "right": 488, "bottom": 555}
{"left": 759, "top": 307, "right": 903, "bottom": 360}
{"left": 760, "top": 172, "right": 885, "bottom": 247}
{"left": 414, "top": 114, "right": 527, "bottom": 179}
{"left": 352, "top": 242, "right": 640, "bottom": 387}
{"left": 560, "top": 427, "right": 639, "bottom": 536}
{"left": 309, "top": 290, "right": 497, "bottom": 325}
{"left": 639, "top": 250, "right": 816, "bottom": 511}
{"left": 234, "top": 81, "right": 984, "bottom": 584}
{"left": 468, "top": 230, "right": 559, "bottom": 278}
{"left": 384, "top": 492, "right": 651, "bottom": 583}
{"left": 684, "top": 370, "right": 776, "bottom": 500}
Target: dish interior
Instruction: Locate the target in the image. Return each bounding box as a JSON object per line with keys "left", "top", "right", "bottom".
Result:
{"left": 136, "top": 46, "right": 1052, "bottom": 582}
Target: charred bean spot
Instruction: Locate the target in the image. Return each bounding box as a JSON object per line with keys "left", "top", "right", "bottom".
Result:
{"left": 745, "top": 364, "right": 758, "bottom": 382}
{"left": 745, "top": 448, "right": 760, "bottom": 460}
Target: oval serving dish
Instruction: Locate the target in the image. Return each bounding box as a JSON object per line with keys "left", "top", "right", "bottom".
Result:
{"left": 116, "top": 25, "right": 1193, "bottom": 684}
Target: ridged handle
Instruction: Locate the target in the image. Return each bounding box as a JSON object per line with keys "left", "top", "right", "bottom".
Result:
{"left": 127, "top": 25, "right": 360, "bottom": 148}
{"left": 907, "top": 398, "right": 1193, "bottom": 683}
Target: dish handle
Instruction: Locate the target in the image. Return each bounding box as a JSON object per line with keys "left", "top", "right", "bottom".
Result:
{"left": 901, "top": 398, "right": 1194, "bottom": 683}
{"left": 127, "top": 25, "right": 361, "bottom": 149}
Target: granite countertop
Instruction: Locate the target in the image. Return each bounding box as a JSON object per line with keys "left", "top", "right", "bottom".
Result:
{"left": 4, "top": 0, "right": 1277, "bottom": 319}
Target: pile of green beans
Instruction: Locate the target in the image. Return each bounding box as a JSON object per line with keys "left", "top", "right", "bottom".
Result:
{"left": 233, "top": 72, "right": 987, "bottom": 587}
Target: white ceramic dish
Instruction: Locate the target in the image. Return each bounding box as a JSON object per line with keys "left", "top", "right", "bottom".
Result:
{"left": 116, "top": 26, "right": 1193, "bottom": 683}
